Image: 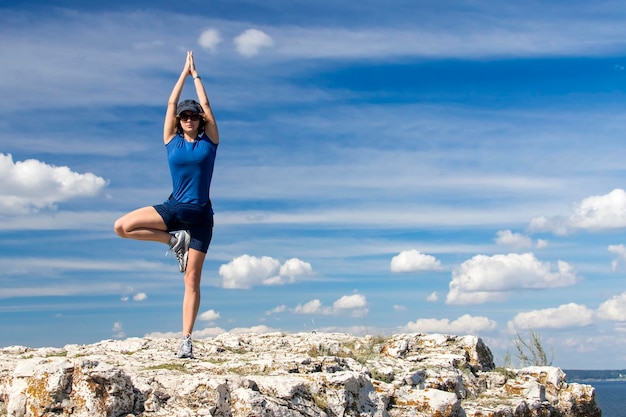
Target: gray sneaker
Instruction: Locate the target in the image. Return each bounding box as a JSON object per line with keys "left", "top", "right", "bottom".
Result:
{"left": 176, "top": 335, "right": 194, "bottom": 358}
{"left": 169, "top": 230, "right": 190, "bottom": 273}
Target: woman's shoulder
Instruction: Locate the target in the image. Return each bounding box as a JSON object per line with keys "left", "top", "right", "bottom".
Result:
{"left": 199, "top": 132, "right": 219, "bottom": 146}
{"left": 166, "top": 133, "right": 184, "bottom": 147}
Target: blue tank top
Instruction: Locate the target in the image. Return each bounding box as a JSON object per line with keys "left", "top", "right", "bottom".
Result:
{"left": 166, "top": 133, "right": 218, "bottom": 205}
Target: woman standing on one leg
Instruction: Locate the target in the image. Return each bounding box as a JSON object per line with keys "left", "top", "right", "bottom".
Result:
{"left": 114, "top": 51, "right": 219, "bottom": 358}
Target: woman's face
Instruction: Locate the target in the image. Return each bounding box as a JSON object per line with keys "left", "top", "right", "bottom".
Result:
{"left": 179, "top": 112, "right": 200, "bottom": 133}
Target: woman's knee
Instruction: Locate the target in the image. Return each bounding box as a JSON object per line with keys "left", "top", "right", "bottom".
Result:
{"left": 185, "top": 251, "right": 206, "bottom": 284}
{"left": 183, "top": 268, "right": 203, "bottom": 290}
{"left": 113, "top": 217, "right": 128, "bottom": 238}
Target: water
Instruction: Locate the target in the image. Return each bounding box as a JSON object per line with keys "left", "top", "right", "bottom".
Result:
{"left": 583, "top": 380, "right": 626, "bottom": 417}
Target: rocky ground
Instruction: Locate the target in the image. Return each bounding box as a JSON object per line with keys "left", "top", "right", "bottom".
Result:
{"left": 0, "top": 332, "right": 601, "bottom": 417}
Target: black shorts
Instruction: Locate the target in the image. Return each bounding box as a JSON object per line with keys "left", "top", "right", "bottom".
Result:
{"left": 153, "top": 199, "right": 214, "bottom": 253}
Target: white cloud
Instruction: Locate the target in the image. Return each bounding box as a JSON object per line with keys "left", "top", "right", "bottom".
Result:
{"left": 505, "top": 293, "right": 626, "bottom": 333}
{"left": 562, "top": 336, "right": 602, "bottom": 354}
{"left": 609, "top": 244, "right": 626, "bottom": 271}
{"left": 333, "top": 294, "right": 368, "bottom": 317}
{"left": 190, "top": 327, "right": 228, "bottom": 338}
{"left": 198, "top": 28, "right": 221, "bottom": 52}
{"left": 198, "top": 309, "right": 220, "bottom": 322}
{"left": 279, "top": 258, "right": 313, "bottom": 278}
{"left": 446, "top": 253, "right": 580, "bottom": 305}
{"left": 219, "top": 255, "right": 280, "bottom": 289}
{"left": 333, "top": 294, "right": 367, "bottom": 310}
{"left": 528, "top": 215, "right": 567, "bottom": 236}
{"left": 270, "top": 19, "right": 626, "bottom": 60}
{"left": 112, "top": 321, "right": 125, "bottom": 338}
{"left": 294, "top": 294, "right": 368, "bottom": 317}
{"left": 0, "top": 153, "right": 107, "bottom": 214}
{"left": 262, "top": 275, "right": 291, "bottom": 286}
{"left": 426, "top": 292, "right": 439, "bottom": 302}
{"left": 508, "top": 303, "right": 595, "bottom": 331}
{"left": 266, "top": 305, "right": 287, "bottom": 315}
{"left": 227, "top": 325, "right": 277, "bottom": 335}
{"left": 393, "top": 304, "right": 407, "bottom": 312}
{"left": 0, "top": 257, "right": 164, "bottom": 274}
{"left": 495, "top": 230, "right": 533, "bottom": 249}
{"left": 234, "top": 28, "right": 274, "bottom": 57}
{"left": 403, "top": 314, "right": 497, "bottom": 335}
{"left": 390, "top": 249, "right": 442, "bottom": 272}
{"left": 218, "top": 255, "right": 312, "bottom": 289}
{"left": 568, "top": 189, "right": 626, "bottom": 230}
{"left": 597, "top": 292, "right": 626, "bottom": 322}
{"left": 133, "top": 292, "right": 147, "bottom": 302}
{"left": 294, "top": 299, "right": 328, "bottom": 315}
{"left": 146, "top": 327, "right": 226, "bottom": 339}
{"left": 529, "top": 189, "right": 626, "bottom": 235}
{"left": 495, "top": 230, "right": 547, "bottom": 250}
{"left": 145, "top": 325, "right": 276, "bottom": 339}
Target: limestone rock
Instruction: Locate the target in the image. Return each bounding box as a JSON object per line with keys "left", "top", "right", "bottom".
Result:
{"left": 0, "top": 332, "right": 601, "bottom": 417}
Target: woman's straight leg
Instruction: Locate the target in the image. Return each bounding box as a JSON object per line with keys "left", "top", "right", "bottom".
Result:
{"left": 182, "top": 248, "right": 206, "bottom": 336}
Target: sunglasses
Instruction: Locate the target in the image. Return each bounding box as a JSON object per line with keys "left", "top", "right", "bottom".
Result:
{"left": 179, "top": 113, "right": 200, "bottom": 121}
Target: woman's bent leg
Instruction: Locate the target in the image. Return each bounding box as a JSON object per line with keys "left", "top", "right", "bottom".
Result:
{"left": 114, "top": 206, "right": 171, "bottom": 244}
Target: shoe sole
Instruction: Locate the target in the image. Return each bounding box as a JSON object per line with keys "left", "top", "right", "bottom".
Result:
{"left": 180, "top": 251, "right": 189, "bottom": 273}
{"left": 178, "top": 231, "right": 191, "bottom": 273}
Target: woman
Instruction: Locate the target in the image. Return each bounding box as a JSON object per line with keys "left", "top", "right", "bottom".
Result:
{"left": 114, "top": 51, "right": 219, "bottom": 358}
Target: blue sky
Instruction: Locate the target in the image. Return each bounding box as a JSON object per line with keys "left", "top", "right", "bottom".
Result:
{"left": 2, "top": 0, "right": 626, "bottom": 369}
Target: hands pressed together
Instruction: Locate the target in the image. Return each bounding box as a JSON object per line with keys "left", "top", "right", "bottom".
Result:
{"left": 183, "top": 51, "right": 199, "bottom": 78}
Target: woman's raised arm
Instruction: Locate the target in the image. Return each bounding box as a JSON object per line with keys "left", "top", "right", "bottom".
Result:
{"left": 163, "top": 52, "right": 192, "bottom": 144}
{"left": 188, "top": 51, "right": 219, "bottom": 144}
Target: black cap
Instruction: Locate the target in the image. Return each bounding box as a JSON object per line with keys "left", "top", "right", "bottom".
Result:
{"left": 176, "top": 99, "right": 202, "bottom": 116}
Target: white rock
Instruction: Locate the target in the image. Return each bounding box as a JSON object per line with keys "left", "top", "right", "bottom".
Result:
{"left": 0, "top": 333, "right": 601, "bottom": 417}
